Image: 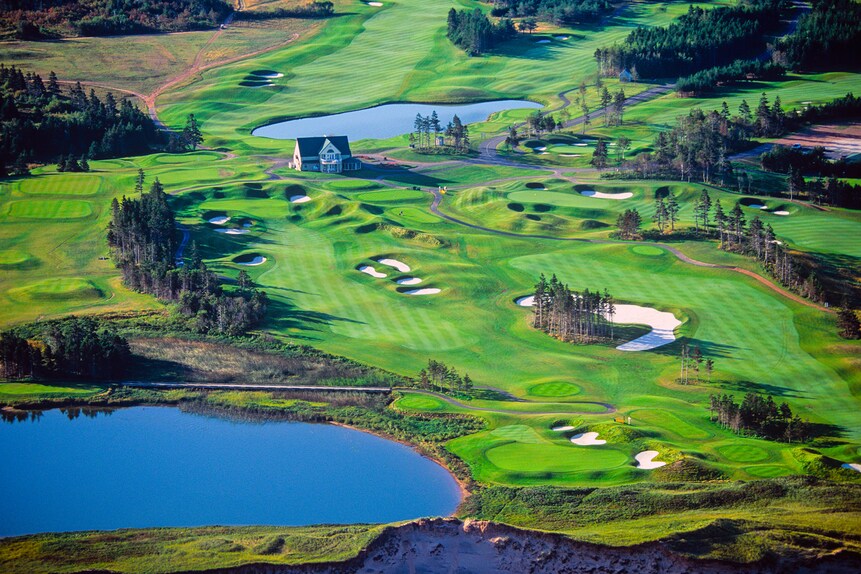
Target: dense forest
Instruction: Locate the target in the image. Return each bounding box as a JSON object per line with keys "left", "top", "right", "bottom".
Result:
{"left": 676, "top": 60, "right": 786, "bottom": 95}
{"left": 709, "top": 393, "right": 811, "bottom": 442}
{"left": 0, "top": 65, "right": 161, "bottom": 174}
{"left": 0, "top": 317, "right": 130, "bottom": 380}
{"left": 532, "top": 274, "right": 615, "bottom": 343}
{"left": 488, "top": 0, "right": 612, "bottom": 25}
{"left": 235, "top": 1, "right": 334, "bottom": 21}
{"left": 1, "top": 0, "right": 232, "bottom": 38}
{"left": 108, "top": 179, "right": 268, "bottom": 335}
{"left": 775, "top": 0, "right": 861, "bottom": 71}
{"left": 447, "top": 7, "right": 516, "bottom": 56}
{"left": 594, "top": 0, "right": 785, "bottom": 79}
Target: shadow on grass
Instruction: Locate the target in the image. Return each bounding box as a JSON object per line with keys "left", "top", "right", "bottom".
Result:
{"left": 261, "top": 296, "right": 364, "bottom": 340}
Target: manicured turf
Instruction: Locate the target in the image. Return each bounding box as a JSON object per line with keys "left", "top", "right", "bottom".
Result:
{"left": 6, "top": 199, "right": 93, "bottom": 219}
{"left": 528, "top": 382, "right": 581, "bottom": 397}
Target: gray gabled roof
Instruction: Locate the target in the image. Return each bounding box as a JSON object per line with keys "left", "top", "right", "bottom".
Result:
{"left": 295, "top": 136, "right": 352, "bottom": 157}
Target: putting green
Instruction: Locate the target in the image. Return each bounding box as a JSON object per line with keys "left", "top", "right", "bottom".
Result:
{"left": 0, "top": 250, "right": 33, "bottom": 267}
{"left": 631, "top": 245, "right": 665, "bottom": 257}
{"left": 390, "top": 207, "right": 441, "bottom": 223}
{"left": 6, "top": 200, "right": 93, "bottom": 219}
{"left": 528, "top": 382, "right": 581, "bottom": 397}
{"left": 395, "top": 393, "right": 447, "bottom": 411}
{"left": 716, "top": 444, "right": 771, "bottom": 463}
{"left": 328, "top": 180, "right": 378, "bottom": 191}
{"left": 485, "top": 443, "right": 628, "bottom": 472}
{"left": 19, "top": 176, "right": 100, "bottom": 196}
{"left": 356, "top": 189, "right": 425, "bottom": 202}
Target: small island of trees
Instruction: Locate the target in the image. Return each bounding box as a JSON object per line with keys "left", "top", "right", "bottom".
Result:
{"left": 531, "top": 274, "right": 616, "bottom": 343}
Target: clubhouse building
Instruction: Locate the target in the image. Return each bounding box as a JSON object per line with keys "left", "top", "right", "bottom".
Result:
{"left": 291, "top": 136, "right": 362, "bottom": 173}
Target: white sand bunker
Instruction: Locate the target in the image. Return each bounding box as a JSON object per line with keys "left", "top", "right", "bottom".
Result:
{"left": 746, "top": 203, "right": 766, "bottom": 209}
{"left": 404, "top": 288, "right": 441, "bottom": 295}
{"left": 610, "top": 304, "right": 682, "bottom": 352}
{"left": 535, "top": 39, "right": 551, "bottom": 44}
{"left": 574, "top": 143, "right": 588, "bottom": 147}
{"left": 208, "top": 216, "right": 230, "bottom": 224}
{"left": 368, "top": 1, "right": 383, "bottom": 5}
{"left": 290, "top": 195, "right": 311, "bottom": 203}
{"left": 552, "top": 425, "right": 575, "bottom": 432}
{"left": 555, "top": 35, "right": 569, "bottom": 40}
{"left": 580, "top": 190, "right": 634, "bottom": 200}
{"left": 560, "top": 154, "right": 581, "bottom": 157}
{"left": 238, "top": 256, "right": 266, "bottom": 266}
{"left": 570, "top": 432, "right": 605, "bottom": 445}
{"left": 359, "top": 265, "right": 386, "bottom": 278}
{"left": 516, "top": 295, "right": 536, "bottom": 307}
{"left": 635, "top": 450, "right": 666, "bottom": 469}
{"left": 378, "top": 258, "right": 410, "bottom": 272}
{"left": 842, "top": 463, "right": 861, "bottom": 473}
{"left": 773, "top": 210, "right": 790, "bottom": 216}
{"left": 397, "top": 277, "right": 422, "bottom": 285}
{"left": 242, "top": 222, "right": 253, "bottom": 228}
{"left": 258, "top": 72, "right": 283, "bottom": 78}
{"left": 535, "top": 146, "right": 547, "bottom": 151}
{"left": 215, "top": 228, "right": 250, "bottom": 235}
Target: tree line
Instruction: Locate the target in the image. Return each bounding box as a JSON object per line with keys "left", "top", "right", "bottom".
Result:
{"left": 774, "top": 0, "right": 861, "bottom": 72}
{"left": 410, "top": 111, "right": 471, "bottom": 154}
{"left": 415, "top": 360, "right": 474, "bottom": 393}
{"left": 594, "top": 0, "right": 784, "bottom": 79}
{"left": 446, "top": 7, "right": 516, "bottom": 56}
{"left": 108, "top": 177, "right": 268, "bottom": 336}
{"left": 532, "top": 274, "right": 616, "bottom": 343}
{"left": 489, "top": 0, "right": 611, "bottom": 25}
{"left": 0, "top": 317, "right": 129, "bottom": 381}
{"left": 676, "top": 60, "right": 786, "bottom": 96}
{"left": 3, "top": 0, "right": 232, "bottom": 39}
{"left": 0, "top": 65, "right": 161, "bottom": 175}
{"left": 709, "top": 392, "right": 811, "bottom": 442}
{"left": 235, "top": 2, "right": 334, "bottom": 21}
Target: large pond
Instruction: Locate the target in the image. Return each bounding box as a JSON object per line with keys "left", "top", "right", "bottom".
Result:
{"left": 0, "top": 407, "right": 461, "bottom": 536}
{"left": 252, "top": 100, "right": 542, "bottom": 141}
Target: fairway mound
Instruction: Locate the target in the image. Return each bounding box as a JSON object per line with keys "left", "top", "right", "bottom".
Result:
{"left": 611, "top": 304, "right": 681, "bottom": 352}
{"left": 0, "top": 249, "right": 37, "bottom": 269}
{"left": 397, "top": 277, "right": 422, "bottom": 285}
{"left": 234, "top": 254, "right": 267, "bottom": 266}
{"left": 378, "top": 258, "right": 410, "bottom": 272}
{"left": 551, "top": 425, "right": 575, "bottom": 432}
{"left": 359, "top": 265, "right": 387, "bottom": 278}
{"left": 290, "top": 195, "right": 312, "bottom": 203}
{"left": 773, "top": 210, "right": 790, "bottom": 216}
{"left": 10, "top": 277, "right": 103, "bottom": 301}
{"left": 580, "top": 190, "right": 633, "bottom": 200}
{"left": 403, "top": 288, "right": 441, "bottom": 295}
{"left": 570, "top": 432, "right": 605, "bottom": 445}
{"left": 515, "top": 295, "right": 535, "bottom": 307}
{"left": 525, "top": 182, "right": 546, "bottom": 189}
{"left": 842, "top": 463, "right": 861, "bottom": 473}
{"left": 215, "top": 228, "right": 250, "bottom": 235}
{"left": 635, "top": 450, "right": 667, "bottom": 469}
{"left": 580, "top": 219, "right": 609, "bottom": 230}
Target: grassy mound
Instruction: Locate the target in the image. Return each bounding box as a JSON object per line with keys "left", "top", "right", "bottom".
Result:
{"left": 8, "top": 278, "right": 103, "bottom": 301}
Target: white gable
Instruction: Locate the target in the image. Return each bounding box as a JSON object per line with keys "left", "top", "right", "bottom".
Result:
{"left": 320, "top": 141, "right": 341, "bottom": 155}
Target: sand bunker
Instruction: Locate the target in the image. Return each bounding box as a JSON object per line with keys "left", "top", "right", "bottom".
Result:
{"left": 404, "top": 288, "right": 441, "bottom": 295}
{"left": 773, "top": 210, "right": 789, "bottom": 215}
{"left": 610, "top": 304, "right": 681, "bottom": 351}
{"left": 580, "top": 190, "right": 634, "bottom": 200}
{"left": 745, "top": 203, "right": 767, "bottom": 209}
{"left": 237, "top": 256, "right": 266, "bottom": 266}
{"left": 397, "top": 277, "right": 423, "bottom": 285}
{"left": 215, "top": 228, "right": 250, "bottom": 235}
{"left": 359, "top": 265, "right": 386, "bottom": 278}
{"left": 208, "top": 216, "right": 230, "bottom": 224}
{"left": 368, "top": 1, "right": 383, "bottom": 5}
{"left": 516, "top": 295, "right": 536, "bottom": 307}
{"left": 535, "top": 146, "right": 547, "bottom": 152}
{"left": 535, "top": 39, "right": 551, "bottom": 44}
{"left": 842, "top": 463, "right": 861, "bottom": 473}
{"left": 574, "top": 143, "right": 588, "bottom": 146}
{"left": 551, "top": 425, "right": 575, "bottom": 432}
{"left": 257, "top": 72, "right": 283, "bottom": 78}
{"left": 378, "top": 258, "right": 411, "bottom": 272}
{"left": 635, "top": 450, "right": 666, "bottom": 469}
{"left": 570, "top": 432, "right": 605, "bottom": 446}
{"left": 560, "top": 154, "right": 581, "bottom": 157}
{"left": 290, "top": 195, "right": 312, "bottom": 203}
{"left": 555, "top": 35, "right": 569, "bottom": 40}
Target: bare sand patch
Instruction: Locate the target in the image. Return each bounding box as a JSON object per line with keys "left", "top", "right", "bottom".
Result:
{"left": 610, "top": 304, "right": 681, "bottom": 351}
{"left": 404, "top": 288, "right": 441, "bottom": 295}
{"left": 570, "top": 432, "right": 605, "bottom": 445}
{"left": 580, "top": 190, "right": 634, "bottom": 200}
{"left": 379, "top": 258, "right": 411, "bottom": 272}
{"left": 635, "top": 450, "right": 666, "bottom": 469}
{"left": 359, "top": 265, "right": 386, "bottom": 278}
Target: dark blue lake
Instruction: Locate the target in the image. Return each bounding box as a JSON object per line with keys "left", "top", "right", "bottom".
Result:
{"left": 251, "top": 100, "right": 541, "bottom": 141}
{"left": 0, "top": 407, "right": 461, "bottom": 536}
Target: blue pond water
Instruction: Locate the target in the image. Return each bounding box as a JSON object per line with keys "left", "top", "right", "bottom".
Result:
{"left": 251, "top": 100, "right": 542, "bottom": 141}
{"left": 0, "top": 407, "right": 461, "bottom": 536}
